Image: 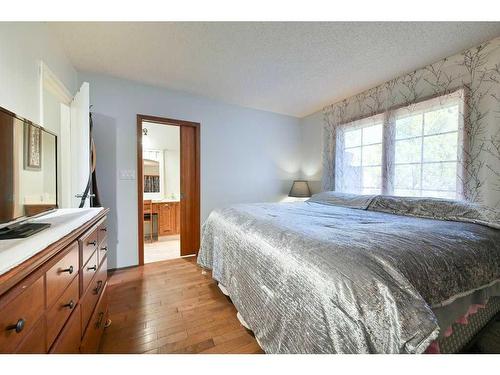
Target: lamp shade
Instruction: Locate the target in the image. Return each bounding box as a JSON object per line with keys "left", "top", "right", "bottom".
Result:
{"left": 288, "top": 180, "right": 311, "bottom": 198}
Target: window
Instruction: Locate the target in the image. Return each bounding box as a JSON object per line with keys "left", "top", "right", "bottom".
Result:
{"left": 336, "top": 90, "right": 464, "bottom": 199}
{"left": 336, "top": 114, "right": 384, "bottom": 195}
{"left": 393, "top": 101, "right": 461, "bottom": 199}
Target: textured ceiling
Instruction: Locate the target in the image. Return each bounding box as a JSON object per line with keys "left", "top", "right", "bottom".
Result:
{"left": 50, "top": 22, "right": 500, "bottom": 117}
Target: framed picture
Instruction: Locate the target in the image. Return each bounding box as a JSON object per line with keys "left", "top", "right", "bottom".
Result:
{"left": 24, "top": 122, "right": 42, "bottom": 170}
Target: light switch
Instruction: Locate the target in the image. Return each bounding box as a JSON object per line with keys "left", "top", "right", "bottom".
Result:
{"left": 119, "top": 170, "right": 136, "bottom": 180}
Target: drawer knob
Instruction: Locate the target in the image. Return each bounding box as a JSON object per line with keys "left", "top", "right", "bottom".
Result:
{"left": 93, "top": 280, "right": 103, "bottom": 295}
{"left": 100, "top": 228, "right": 107, "bottom": 232}
{"left": 63, "top": 300, "right": 75, "bottom": 310}
{"left": 87, "top": 265, "right": 97, "bottom": 272}
{"left": 6, "top": 318, "right": 25, "bottom": 333}
{"left": 100, "top": 246, "right": 108, "bottom": 251}
{"left": 88, "top": 240, "right": 97, "bottom": 246}
{"left": 60, "top": 265, "right": 74, "bottom": 274}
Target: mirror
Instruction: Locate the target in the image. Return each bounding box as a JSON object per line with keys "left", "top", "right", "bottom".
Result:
{"left": 0, "top": 110, "right": 58, "bottom": 224}
{"left": 142, "top": 123, "right": 180, "bottom": 202}
{"left": 144, "top": 159, "right": 160, "bottom": 193}
{"left": 143, "top": 150, "right": 163, "bottom": 199}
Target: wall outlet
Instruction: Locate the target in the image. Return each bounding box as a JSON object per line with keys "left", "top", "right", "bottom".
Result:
{"left": 119, "top": 170, "right": 136, "bottom": 180}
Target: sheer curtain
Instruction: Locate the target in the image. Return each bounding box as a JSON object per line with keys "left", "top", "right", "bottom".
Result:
{"left": 333, "top": 89, "right": 465, "bottom": 200}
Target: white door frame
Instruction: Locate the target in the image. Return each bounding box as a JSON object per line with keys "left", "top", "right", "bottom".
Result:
{"left": 39, "top": 61, "right": 73, "bottom": 118}
{"left": 39, "top": 61, "right": 73, "bottom": 208}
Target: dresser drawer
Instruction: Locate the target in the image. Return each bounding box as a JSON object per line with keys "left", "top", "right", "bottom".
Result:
{"left": 0, "top": 276, "right": 45, "bottom": 353}
{"left": 81, "top": 250, "right": 99, "bottom": 295}
{"left": 14, "top": 317, "right": 46, "bottom": 354}
{"left": 79, "top": 225, "right": 98, "bottom": 268}
{"left": 46, "top": 276, "right": 79, "bottom": 349}
{"left": 46, "top": 242, "right": 79, "bottom": 308}
{"left": 50, "top": 305, "right": 81, "bottom": 354}
{"left": 81, "top": 257, "right": 107, "bottom": 334}
{"left": 97, "top": 218, "right": 108, "bottom": 246}
{"left": 81, "top": 284, "right": 108, "bottom": 354}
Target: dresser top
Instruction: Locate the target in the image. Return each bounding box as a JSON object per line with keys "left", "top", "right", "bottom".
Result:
{"left": 0, "top": 208, "right": 106, "bottom": 277}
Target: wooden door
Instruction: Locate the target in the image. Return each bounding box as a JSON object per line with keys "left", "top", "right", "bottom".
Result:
{"left": 137, "top": 115, "right": 200, "bottom": 264}
{"left": 180, "top": 125, "right": 200, "bottom": 256}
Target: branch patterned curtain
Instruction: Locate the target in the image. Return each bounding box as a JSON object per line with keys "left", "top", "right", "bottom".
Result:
{"left": 322, "top": 37, "right": 500, "bottom": 207}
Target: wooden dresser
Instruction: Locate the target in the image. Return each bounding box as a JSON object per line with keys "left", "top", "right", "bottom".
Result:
{"left": 0, "top": 209, "right": 110, "bottom": 353}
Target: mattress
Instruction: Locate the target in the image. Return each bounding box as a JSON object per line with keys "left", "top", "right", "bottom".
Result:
{"left": 198, "top": 193, "right": 500, "bottom": 353}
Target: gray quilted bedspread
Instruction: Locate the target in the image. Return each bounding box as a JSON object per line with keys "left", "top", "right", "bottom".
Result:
{"left": 197, "top": 195, "right": 500, "bottom": 353}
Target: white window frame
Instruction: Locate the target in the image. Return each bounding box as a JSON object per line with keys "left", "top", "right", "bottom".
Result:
{"left": 335, "top": 89, "right": 466, "bottom": 199}
{"left": 336, "top": 113, "right": 385, "bottom": 195}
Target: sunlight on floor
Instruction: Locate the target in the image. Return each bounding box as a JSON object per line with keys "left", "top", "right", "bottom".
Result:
{"left": 144, "top": 234, "right": 180, "bottom": 263}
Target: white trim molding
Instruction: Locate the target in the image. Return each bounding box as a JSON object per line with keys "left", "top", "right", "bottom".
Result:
{"left": 39, "top": 61, "right": 73, "bottom": 124}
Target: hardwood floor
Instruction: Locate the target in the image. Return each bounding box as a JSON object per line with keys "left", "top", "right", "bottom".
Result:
{"left": 98, "top": 257, "right": 263, "bottom": 354}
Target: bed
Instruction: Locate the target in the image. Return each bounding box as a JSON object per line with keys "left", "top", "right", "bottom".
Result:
{"left": 197, "top": 192, "right": 500, "bottom": 353}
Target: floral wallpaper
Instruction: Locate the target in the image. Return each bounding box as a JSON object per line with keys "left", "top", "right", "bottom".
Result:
{"left": 322, "top": 36, "right": 500, "bottom": 207}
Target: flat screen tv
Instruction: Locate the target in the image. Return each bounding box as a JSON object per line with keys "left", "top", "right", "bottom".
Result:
{"left": 0, "top": 106, "right": 57, "bottom": 239}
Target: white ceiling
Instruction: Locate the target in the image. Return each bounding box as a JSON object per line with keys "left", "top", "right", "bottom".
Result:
{"left": 50, "top": 22, "right": 500, "bottom": 117}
